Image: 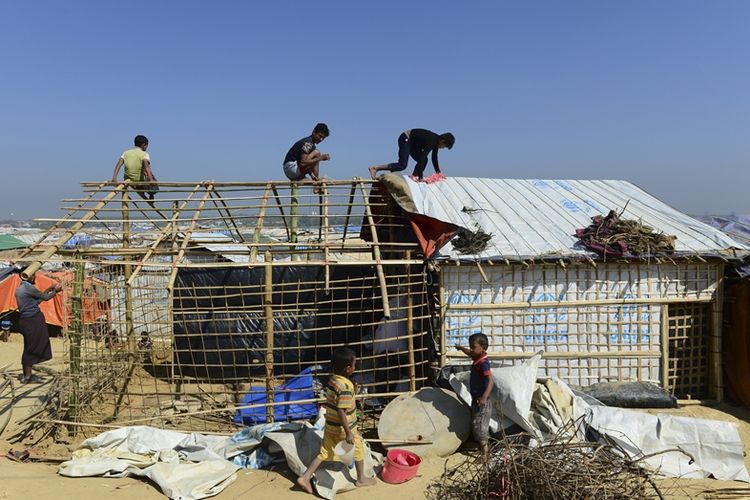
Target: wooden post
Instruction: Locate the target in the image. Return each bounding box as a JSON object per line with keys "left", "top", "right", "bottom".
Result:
{"left": 264, "top": 251, "right": 275, "bottom": 422}
{"left": 709, "top": 264, "right": 724, "bottom": 401}
{"left": 67, "top": 255, "right": 85, "bottom": 434}
{"left": 406, "top": 251, "right": 416, "bottom": 392}
{"left": 660, "top": 304, "right": 670, "bottom": 391}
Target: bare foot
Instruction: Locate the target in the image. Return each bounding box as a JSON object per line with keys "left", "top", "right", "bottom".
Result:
{"left": 296, "top": 476, "right": 314, "bottom": 494}
{"left": 356, "top": 477, "right": 377, "bottom": 487}
{"left": 368, "top": 166, "right": 378, "bottom": 180}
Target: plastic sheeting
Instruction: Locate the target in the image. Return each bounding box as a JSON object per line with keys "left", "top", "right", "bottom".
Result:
{"left": 587, "top": 406, "right": 750, "bottom": 481}
{"left": 234, "top": 366, "right": 319, "bottom": 425}
{"left": 442, "top": 352, "right": 750, "bottom": 482}
{"left": 172, "top": 266, "right": 384, "bottom": 380}
{"left": 59, "top": 422, "right": 382, "bottom": 500}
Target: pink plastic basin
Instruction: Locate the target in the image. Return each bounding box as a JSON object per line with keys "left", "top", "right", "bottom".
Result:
{"left": 381, "top": 449, "right": 421, "bottom": 484}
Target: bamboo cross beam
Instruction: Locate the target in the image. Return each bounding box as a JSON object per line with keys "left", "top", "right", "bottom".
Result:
{"left": 166, "top": 183, "right": 215, "bottom": 293}
{"left": 358, "top": 181, "right": 391, "bottom": 319}
{"left": 210, "top": 188, "right": 247, "bottom": 243}
{"left": 21, "top": 183, "right": 127, "bottom": 279}
{"left": 127, "top": 184, "right": 202, "bottom": 286}
{"left": 19, "top": 182, "right": 108, "bottom": 261}
{"left": 264, "top": 251, "right": 275, "bottom": 422}
{"left": 322, "top": 182, "right": 330, "bottom": 292}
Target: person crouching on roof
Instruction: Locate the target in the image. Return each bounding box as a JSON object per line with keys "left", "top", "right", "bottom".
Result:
{"left": 368, "top": 128, "right": 454, "bottom": 181}
{"left": 283, "top": 123, "right": 331, "bottom": 194}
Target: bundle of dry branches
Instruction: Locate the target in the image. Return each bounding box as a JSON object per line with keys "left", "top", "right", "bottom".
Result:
{"left": 575, "top": 209, "right": 676, "bottom": 258}
{"left": 427, "top": 422, "right": 663, "bottom": 500}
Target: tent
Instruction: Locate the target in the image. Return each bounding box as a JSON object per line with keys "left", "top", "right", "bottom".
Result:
{"left": 0, "top": 235, "right": 28, "bottom": 251}
{"left": 0, "top": 267, "right": 109, "bottom": 327}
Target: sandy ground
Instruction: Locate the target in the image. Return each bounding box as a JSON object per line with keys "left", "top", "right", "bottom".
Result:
{"left": 1, "top": 334, "right": 750, "bottom": 499}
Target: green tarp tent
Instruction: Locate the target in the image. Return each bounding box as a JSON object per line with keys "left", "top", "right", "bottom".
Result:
{"left": 0, "top": 235, "right": 28, "bottom": 251}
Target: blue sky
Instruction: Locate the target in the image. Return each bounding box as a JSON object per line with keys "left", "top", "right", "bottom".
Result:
{"left": 1, "top": 1, "right": 748, "bottom": 219}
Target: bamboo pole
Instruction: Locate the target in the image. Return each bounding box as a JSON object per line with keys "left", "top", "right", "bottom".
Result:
{"left": 341, "top": 182, "right": 358, "bottom": 246}
{"left": 66, "top": 255, "right": 85, "bottom": 434}
{"left": 83, "top": 179, "right": 377, "bottom": 188}
{"left": 166, "top": 184, "right": 215, "bottom": 292}
{"left": 210, "top": 188, "right": 247, "bottom": 242}
{"left": 358, "top": 181, "right": 390, "bottom": 319}
{"left": 31, "top": 391, "right": 408, "bottom": 428}
{"left": 21, "top": 183, "right": 126, "bottom": 279}
{"left": 251, "top": 184, "right": 272, "bottom": 262}
{"left": 264, "top": 251, "right": 275, "bottom": 422}
{"left": 444, "top": 350, "right": 662, "bottom": 360}
{"left": 440, "top": 270, "right": 447, "bottom": 367}
{"left": 710, "top": 264, "right": 724, "bottom": 400}
{"left": 406, "top": 252, "right": 416, "bottom": 392}
{"left": 290, "top": 184, "right": 298, "bottom": 260}
{"left": 270, "top": 184, "right": 291, "bottom": 240}
{"left": 445, "top": 296, "right": 714, "bottom": 311}
{"left": 18, "top": 182, "right": 107, "bottom": 261}
{"left": 322, "top": 183, "right": 330, "bottom": 292}
{"left": 660, "top": 304, "right": 670, "bottom": 391}
{"left": 122, "top": 188, "right": 136, "bottom": 355}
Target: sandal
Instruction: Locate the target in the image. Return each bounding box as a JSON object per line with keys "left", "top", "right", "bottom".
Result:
{"left": 7, "top": 449, "right": 30, "bottom": 463}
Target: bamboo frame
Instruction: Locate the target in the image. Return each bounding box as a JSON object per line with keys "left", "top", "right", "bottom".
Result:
{"left": 25, "top": 178, "right": 433, "bottom": 433}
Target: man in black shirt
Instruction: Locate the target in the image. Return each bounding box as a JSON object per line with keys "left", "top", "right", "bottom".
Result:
{"left": 368, "top": 129, "right": 455, "bottom": 180}
{"left": 283, "top": 123, "right": 331, "bottom": 189}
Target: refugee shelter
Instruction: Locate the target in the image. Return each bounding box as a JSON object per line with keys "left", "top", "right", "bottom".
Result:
{"left": 374, "top": 176, "right": 750, "bottom": 401}
{"left": 16, "top": 179, "right": 432, "bottom": 434}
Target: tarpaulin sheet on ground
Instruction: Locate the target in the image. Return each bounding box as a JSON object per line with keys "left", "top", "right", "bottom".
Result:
{"left": 59, "top": 422, "right": 382, "bottom": 500}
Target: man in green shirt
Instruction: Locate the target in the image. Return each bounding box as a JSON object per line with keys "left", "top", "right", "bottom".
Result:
{"left": 111, "top": 135, "right": 158, "bottom": 200}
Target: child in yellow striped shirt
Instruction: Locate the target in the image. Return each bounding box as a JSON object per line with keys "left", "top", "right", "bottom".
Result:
{"left": 297, "top": 347, "right": 376, "bottom": 494}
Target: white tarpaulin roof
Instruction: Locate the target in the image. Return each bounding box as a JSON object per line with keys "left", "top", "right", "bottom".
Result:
{"left": 403, "top": 177, "right": 750, "bottom": 261}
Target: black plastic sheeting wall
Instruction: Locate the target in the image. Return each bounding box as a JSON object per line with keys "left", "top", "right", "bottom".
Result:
{"left": 172, "top": 265, "right": 428, "bottom": 387}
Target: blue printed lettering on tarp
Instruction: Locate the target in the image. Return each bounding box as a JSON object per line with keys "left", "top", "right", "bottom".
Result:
{"left": 446, "top": 292, "right": 482, "bottom": 343}
{"left": 524, "top": 293, "right": 568, "bottom": 344}
{"left": 611, "top": 295, "right": 651, "bottom": 344}
{"left": 561, "top": 199, "right": 593, "bottom": 214}
{"left": 235, "top": 366, "right": 318, "bottom": 425}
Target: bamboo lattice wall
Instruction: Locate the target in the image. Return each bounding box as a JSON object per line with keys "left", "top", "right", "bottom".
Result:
{"left": 441, "top": 262, "right": 723, "bottom": 398}
{"left": 19, "top": 179, "right": 435, "bottom": 433}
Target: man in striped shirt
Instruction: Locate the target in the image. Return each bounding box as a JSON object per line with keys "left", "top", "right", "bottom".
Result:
{"left": 297, "top": 347, "right": 376, "bottom": 494}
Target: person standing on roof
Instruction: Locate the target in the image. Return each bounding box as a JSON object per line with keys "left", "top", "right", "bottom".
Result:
{"left": 111, "top": 134, "right": 158, "bottom": 200}
{"left": 15, "top": 271, "right": 61, "bottom": 384}
{"left": 368, "top": 129, "right": 455, "bottom": 181}
{"left": 283, "top": 123, "right": 331, "bottom": 192}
